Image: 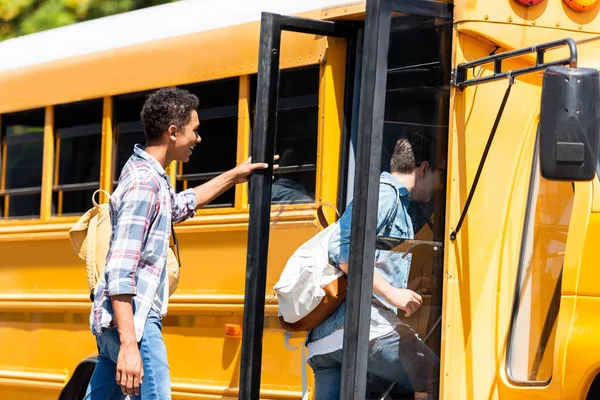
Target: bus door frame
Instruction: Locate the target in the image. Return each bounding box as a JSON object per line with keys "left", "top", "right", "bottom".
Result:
{"left": 240, "top": 12, "right": 356, "bottom": 400}
{"left": 339, "top": 2, "right": 451, "bottom": 399}
{"left": 242, "top": 1, "right": 452, "bottom": 399}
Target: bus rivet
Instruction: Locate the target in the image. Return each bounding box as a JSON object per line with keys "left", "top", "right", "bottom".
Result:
{"left": 484, "top": 14, "right": 489, "bottom": 20}
{"left": 507, "top": 16, "right": 512, "bottom": 23}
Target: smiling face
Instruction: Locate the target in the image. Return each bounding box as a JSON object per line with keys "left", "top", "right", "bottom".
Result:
{"left": 169, "top": 109, "right": 201, "bottom": 163}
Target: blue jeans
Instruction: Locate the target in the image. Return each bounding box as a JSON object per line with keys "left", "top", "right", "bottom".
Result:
{"left": 307, "top": 325, "right": 439, "bottom": 400}
{"left": 84, "top": 310, "right": 171, "bottom": 400}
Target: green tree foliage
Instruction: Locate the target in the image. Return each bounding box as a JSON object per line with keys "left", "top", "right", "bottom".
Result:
{"left": 0, "top": 0, "right": 177, "bottom": 41}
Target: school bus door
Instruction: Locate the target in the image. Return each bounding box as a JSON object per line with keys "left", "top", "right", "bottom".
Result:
{"left": 242, "top": 1, "right": 453, "bottom": 400}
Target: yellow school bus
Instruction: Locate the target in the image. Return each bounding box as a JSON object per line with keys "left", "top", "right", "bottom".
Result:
{"left": 1, "top": 0, "right": 600, "bottom": 399}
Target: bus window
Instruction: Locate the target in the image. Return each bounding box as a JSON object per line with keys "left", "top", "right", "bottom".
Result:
{"left": 251, "top": 66, "right": 320, "bottom": 205}
{"left": 0, "top": 108, "right": 45, "bottom": 218}
{"left": 113, "top": 92, "right": 148, "bottom": 184}
{"left": 53, "top": 99, "right": 103, "bottom": 215}
{"left": 179, "top": 78, "right": 239, "bottom": 207}
{"left": 507, "top": 151, "right": 573, "bottom": 384}
{"left": 382, "top": 15, "right": 451, "bottom": 357}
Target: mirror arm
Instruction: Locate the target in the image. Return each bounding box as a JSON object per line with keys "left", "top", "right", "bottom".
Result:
{"left": 449, "top": 78, "right": 514, "bottom": 241}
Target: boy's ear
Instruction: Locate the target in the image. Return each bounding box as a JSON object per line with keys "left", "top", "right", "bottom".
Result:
{"left": 420, "top": 161, "right": 430, "bottom": 176}
{"left": 168, "top": 125, "right": 178, "bottom": 142}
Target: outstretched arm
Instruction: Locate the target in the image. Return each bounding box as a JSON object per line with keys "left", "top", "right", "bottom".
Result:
{"left": 192, "top": 156, "right": 278, "bottom": 209}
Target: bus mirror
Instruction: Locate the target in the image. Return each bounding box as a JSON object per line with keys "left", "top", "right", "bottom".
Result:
{"left": 539, "top": 66, "right": 600, "bottom": 181}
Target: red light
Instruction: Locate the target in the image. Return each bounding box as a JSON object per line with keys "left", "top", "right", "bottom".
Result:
{"left": 513, "top": 0, "right": 545, "bottom": 5}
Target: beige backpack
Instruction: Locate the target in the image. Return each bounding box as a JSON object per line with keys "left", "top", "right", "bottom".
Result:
{"left": 68, "top": 189, "right": 181, "bottom": 301}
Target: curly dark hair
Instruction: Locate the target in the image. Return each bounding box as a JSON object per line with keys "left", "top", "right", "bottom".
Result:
{"left": 140, "top": 88, "right": 199, "bottom": 144}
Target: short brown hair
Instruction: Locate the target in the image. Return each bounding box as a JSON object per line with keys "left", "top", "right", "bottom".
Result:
{"left": 389, "top": 126, "right": 433, "bottom": 174}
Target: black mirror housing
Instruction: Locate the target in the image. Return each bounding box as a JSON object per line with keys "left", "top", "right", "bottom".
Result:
{"left": 539, "top": 66, "right": 600, "bottom": 181}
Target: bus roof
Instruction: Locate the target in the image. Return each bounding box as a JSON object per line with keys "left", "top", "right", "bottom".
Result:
{"left": 0, "top": 0, "right": 356, "bottom": 73}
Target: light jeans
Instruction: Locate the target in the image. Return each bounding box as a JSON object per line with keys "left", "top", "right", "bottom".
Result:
{"left": 84, "top": 310, "right": 171, "bottom": 400}
{"left": 307, "top": 325, "right": 439, "bottom": 400}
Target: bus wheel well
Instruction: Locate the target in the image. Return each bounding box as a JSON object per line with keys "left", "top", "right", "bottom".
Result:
{"left": 586, "top": 373, "right": 600, "bottom": 400}
{"left": 58, "top": 356, "right": 97, "bottom": 400}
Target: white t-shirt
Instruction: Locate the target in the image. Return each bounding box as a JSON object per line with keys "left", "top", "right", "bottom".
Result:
{"left": 307, "top": 303, "right": 406, "bottom": 359}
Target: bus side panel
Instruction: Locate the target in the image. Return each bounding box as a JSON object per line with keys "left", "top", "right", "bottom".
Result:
{"left": 0, "top": 223, "right": 317, "bottom": 399}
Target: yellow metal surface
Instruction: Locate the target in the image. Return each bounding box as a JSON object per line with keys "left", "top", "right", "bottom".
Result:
{"left": 0, "top": 4, "right": 354, "bottom": 398}
{"left": 3, "top": 1, "right": 600, "bottom": 399}
{"left": 167, "top": 162, "right": 177, "bottom": 189}
{"left": 235, "top": 75, "right": 251, "bottom": 209}
{"left": 1, "top": 116, "right": 6, "bottom": 219}
{"left": 443, "top": 3, "right": 600, "bottom": 398}
{"left": 0, "top": 116, "right": 4, "bottom": 191}
{"left": 0, "top": 6, "right": 362, "bottom": 114}
{"left": 456, "top": 0, "right": 600, "bottom": 34}
{"left": 444, "top": 36, "right": 541, "bottom": 399}
{"left": 40, "top": 107, "right": 54, "bottom": 221}
{"left": 57, "top": 191, "right": 63, "bottom": 216}
{"left": 100, "top": 97, "right": 114, "bottom": 201}
{"left": 53, "top": 133, "right": 61, "bottom": 216}
{"left": 0, "top": 222, "right": 318, "bottom": 399}
{"left": 316, "top": 37, "right": 347, "bottom": 217}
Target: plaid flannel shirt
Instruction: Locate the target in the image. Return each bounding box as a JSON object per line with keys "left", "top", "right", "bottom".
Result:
{"left": 90, "top": 144, "right": 196, "bottom": 342}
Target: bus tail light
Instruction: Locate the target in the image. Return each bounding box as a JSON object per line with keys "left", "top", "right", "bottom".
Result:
{"left": 564, "top": 0, "right": 599, "bottom": 12}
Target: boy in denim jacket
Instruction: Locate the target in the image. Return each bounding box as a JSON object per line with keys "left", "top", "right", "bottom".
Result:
{"left": 307, "top": 131, "right": 444, "bottom": 400}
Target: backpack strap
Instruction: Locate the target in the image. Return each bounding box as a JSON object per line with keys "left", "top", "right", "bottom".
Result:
{"left": 88, "top": 189, "right": 111, "bottom": 302}
{"left": 171, "top": 224, "right": 182, "bottom": 267}
{"left": 378, "top": 181, "right": 402, "bottom": 236}
{"left": 316, "top": 202, "right": 340, "bottom": 229}
{"left": 284, "top": 331, "right": 309, "bottom": 400}
{"left": 92, "top": 189, "right": 111, "bottom": 207}
{"left": 86, "top": 213, "right": 99, "bottom": 301}
{"left": 316, "top": 184, "right": 399, "bottom": 235}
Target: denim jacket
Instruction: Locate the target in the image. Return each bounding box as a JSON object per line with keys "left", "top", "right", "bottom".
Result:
{"left": 307, "top": 172, "right": 414, "bottom": 344}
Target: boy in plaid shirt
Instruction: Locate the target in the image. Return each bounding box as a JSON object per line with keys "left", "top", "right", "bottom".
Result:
{"left": 85, "top": 88, "right": 274, "bottom": 399}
